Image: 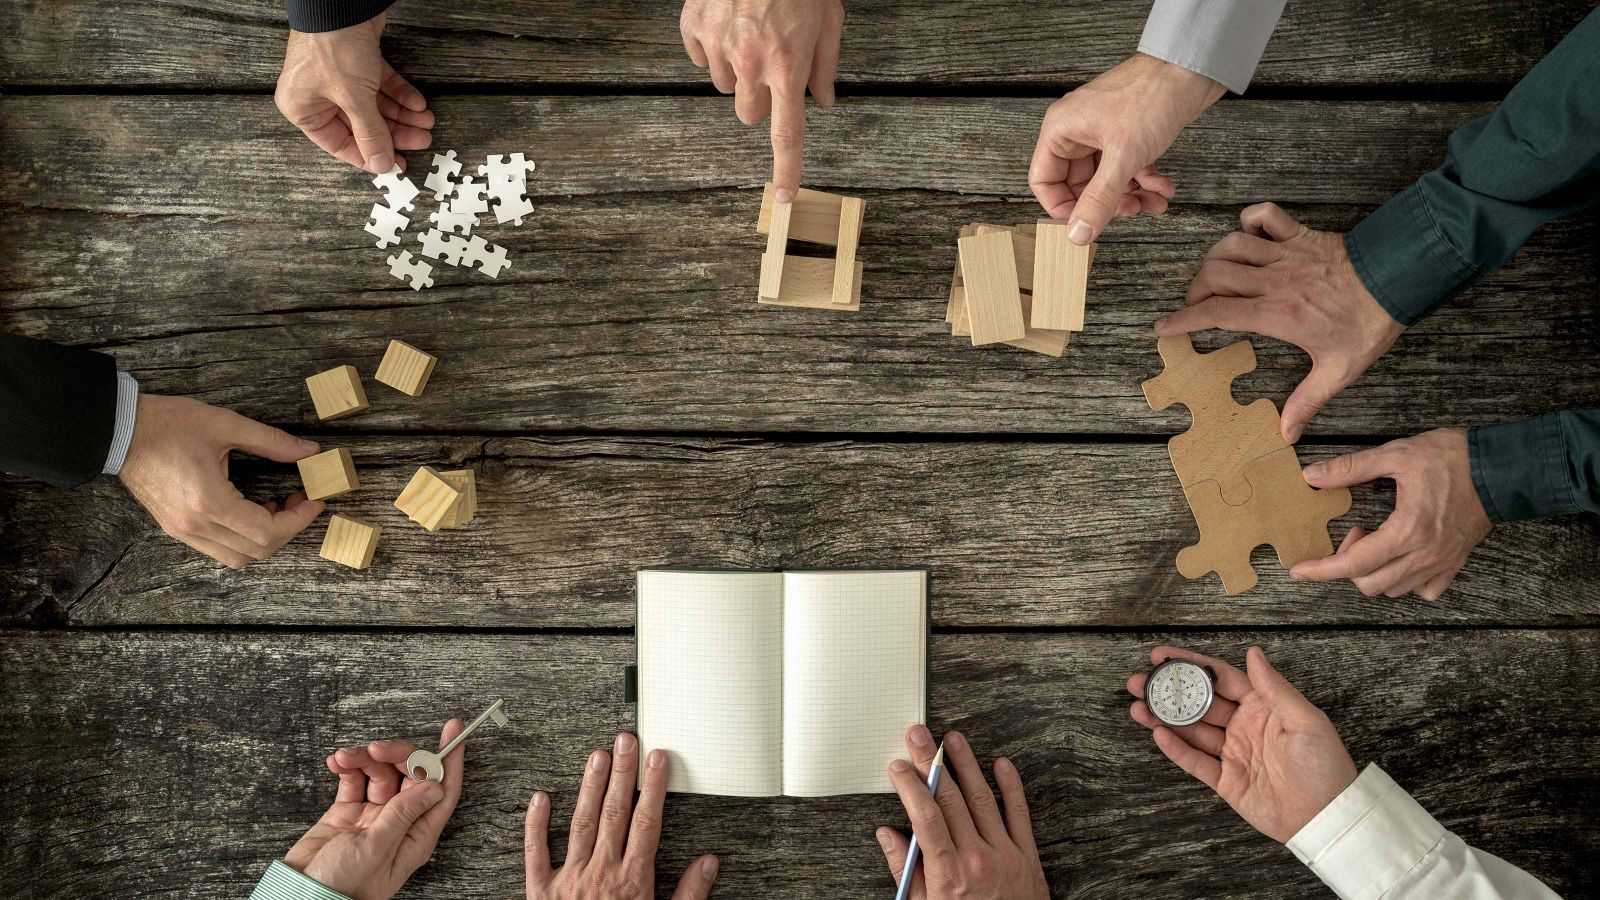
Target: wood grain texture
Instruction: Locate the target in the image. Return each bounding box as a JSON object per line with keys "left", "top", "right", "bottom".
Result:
{"left": 959, "top": 230, "right": 1026, "bottom": 345}
{"left": 2, "top": 438, "right": 1596, "bottom": 628}
{"left": 2, "top": 629, "right": 1595, "bottom": 899}
{"left": 3, "top": 97, "right": 1595, "bottom": 436}
{"left": 0, "top": 1, "right": 1591, "bottom": 89}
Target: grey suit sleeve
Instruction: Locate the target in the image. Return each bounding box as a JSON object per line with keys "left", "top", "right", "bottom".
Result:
{"left": 1136, "top": 0, "right": 1287, "bottom": 94}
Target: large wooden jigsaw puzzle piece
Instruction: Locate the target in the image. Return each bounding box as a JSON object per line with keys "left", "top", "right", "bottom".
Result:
{"left": 1142, "top": 334, "right": 1290, "bottom": 505}
{"left": 1176, "top": 446, "right": 1352, "bottom": 595}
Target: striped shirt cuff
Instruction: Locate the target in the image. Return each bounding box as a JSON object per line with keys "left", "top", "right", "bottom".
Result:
{"left": 101, "top": 371, "right": 139, "bottom": 476}
{"left": 249, "top": 860, "right": 353, "bottom": 900}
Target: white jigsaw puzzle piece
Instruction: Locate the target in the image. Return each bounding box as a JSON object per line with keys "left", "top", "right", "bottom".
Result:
{"left": 423, "top": 151, "right": 462, "bottom": 201}
{"left": 429, "top": 206, "right": 476, "bottom": 236}
{"left": 386, "top": 250, "right": 434, "bottom": 291}
{"left": 365, "top": 204, "right": 409, "bottom": 248}
{"left": 457, "top": 235, "right": 511, "bottom": 279}
{"left": 418, "top": 228, "right": 469, "bottom": 266}
{"left": 372, "top": 165, "right": 420, "bottom": 212}
{"left": 490, "top": 193, "right": 535, "bottom": 226}
{"left": 451, "top": 176, "right": 490, "bottom": 217}
{"left": 478, "top": 153, "right": 536, "bottom": 193}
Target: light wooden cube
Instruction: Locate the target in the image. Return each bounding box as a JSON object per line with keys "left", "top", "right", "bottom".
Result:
{"left": 320, "top": 514, "right": 381, "bottom": 569}
{"left": 305, "top": 365, "right": 369, "bottom": 421}
{"left": 440, "top": 468, "right": 477, "bottom": 527}
{"left": 395, "top": 465, "right": 462, "bottom": 531}
{"left": 297, "top": 448, "right": 359, "bottom": 500}
{"left": 376, "top": 339, "right": 438, "bottom": 396}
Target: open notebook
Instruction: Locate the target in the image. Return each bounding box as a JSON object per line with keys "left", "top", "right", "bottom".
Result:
{"left": 632, "top": 568, "right": 928, "bottom": 797}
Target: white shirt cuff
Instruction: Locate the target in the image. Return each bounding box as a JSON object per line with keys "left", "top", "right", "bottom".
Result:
{"left": 1137, "top": 0, "right": 1286, "bottom": 94}
{"left": 101, "top": 371, "right": 139, "bottom": 476}
{"left": 1288, "top": 764, "right": 1445, "bottom": 900}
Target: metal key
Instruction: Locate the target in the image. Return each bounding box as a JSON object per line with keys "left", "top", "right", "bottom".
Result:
{"left": 406, "top": 698, "right": 508, "bottom": 782}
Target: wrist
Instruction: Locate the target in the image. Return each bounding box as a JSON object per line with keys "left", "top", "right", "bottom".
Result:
{"left": 1130, "top": 52, "right": 1227, "bottom": 120}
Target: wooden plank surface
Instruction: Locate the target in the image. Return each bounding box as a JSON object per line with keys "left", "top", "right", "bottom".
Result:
{"left": 3, "top": 97, "right": 1597, "bottom": 436}
{"left": 0, "top": 1, "right": 1591, "bottom": 89}
{"left": 2, "top": 629, "right": 1595, "bottom": 899}
{"left": 3, "top": 438, "right": 1596, "bottom": 629}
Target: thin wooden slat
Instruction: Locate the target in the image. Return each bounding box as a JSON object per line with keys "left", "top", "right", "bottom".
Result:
{"left": 831, "top": 196, "right": 865, "bottom": 305}
{"left": 1032, "top": 221, "right": 1091, "bottom": 331}
{"left": 759, "top": 199, "right": 792, "bottom": 301}
{"left": 0, "top": 1, "right": 1589, "bottom": 89}
{"left": 3, "top": 437, "right": 1597, "bottom": 629}
{"left": 757, "top": 257, "right": 862, "bottom": 310}
{"left": 2, "top": 630, "right": 1595, "bottom": 899}
{"left": 958, "top": 230, "right": 1026, "bottom": 345}
{"left": 758, "top": 184, "right": 845, "bottom": 246}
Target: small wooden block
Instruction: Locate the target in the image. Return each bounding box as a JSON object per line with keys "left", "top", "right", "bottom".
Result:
{"left": 395, "top": 465, "right": 463, "bottom": 531}
{"left": 297, "top": 448, "right": 359, "bottom": 501}
{"left": 831, "top": 196, "right": 865, "bottom": 305}
{"left": 951, "top": 286, "right": 1067, "bottom": 356}
{"left": 375, "top": 340, "right": 438, "bottom": 397}
{"left": 957, "top": 230, "right": 1026, "bottom": 346}
{"left": 1031, "top": 221, "right": 1092, "bottom": 331}
{"left": 320, "top": 514, "right": 381, "bottom": 569}
{"left": 440, "top": 468, "right": 477, "bottom": 527}
{"left": 757, "top": 255, "right": 863, "bottom": 310}
{"left": 975, "top": 223, "right": 1035, "bottom": 291}
{"left": 305, "top": 365, "right": 369, "bottom": 421}
{"left": 759, "top": 198, "right": 792, "bottom": 301}
{"left": 757, "top": 184, "right": 846, "bottom": 245}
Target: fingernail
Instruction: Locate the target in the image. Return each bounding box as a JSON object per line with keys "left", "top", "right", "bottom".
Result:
{"left": 1154, "top": 316, "right": 1168, "bottom": 332}
{"left": 909, "top": 724, "right": 932, "bottom": 747}
{"left": 1289, "top": 569, "right": 1305, "bottom": 581}
{"left": 1068, "top": 219, "right": 1093, "bottom": 245}
{"left": 877, "top": 830, "right": 894, "bottom": 851}
{"left": 996, "top": 756, "right": 1015, "bottom": 776}
{"left": 889, "top": 759, "right": 911, "bottom": 774}
{"left": 422, "top": 783, "right": 444, "bottom": 804}
{"left": 616, "top": 732, "right": 636, "bottom": 753}
{"left": 370, "top": 152, "right": 394, "bottom": 174}
{"left": 945, "top": 731, "right": 967, "bottom": 753}
{"left": 1287, "top": 425, "right": 1305, "bottom": 443}
{"left": 298, "top": 438, "right": 319, "bottom": 455}
{"left": 648, "top": 749, "right": 666, "bottom": 768}
{"left": 775, "top": 188, "right": 795, "bottom": 203}
{"left": 1304, "top": 462, "right": 1324, "bottom": 480}
{"left": 701, "top": 856, "right": 719, "bottom": 881}
{"left": 590, "top": 750, "right": 606, "bottom": 771}
{"left": 532, "top": 791, "right": 548, "bottom": 809}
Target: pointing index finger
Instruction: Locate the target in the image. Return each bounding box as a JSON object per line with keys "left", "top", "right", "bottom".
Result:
{"left": 769, "top": 86, "right": 806, "bottom": 201}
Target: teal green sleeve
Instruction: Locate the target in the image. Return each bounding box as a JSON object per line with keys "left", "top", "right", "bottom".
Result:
{"left": 1343, "top": 8, "right": 1600, "bottom": 326}
{"left": 1470, "top": 410, "right": 1600, "bottom": 523}
{"left": 249, "top": 860, "right": 353, "bottom": 900}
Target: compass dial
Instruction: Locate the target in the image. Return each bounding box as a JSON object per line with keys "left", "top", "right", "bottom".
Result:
{"left": 1146, "top": 659, "right": 1214, "bottom": 727}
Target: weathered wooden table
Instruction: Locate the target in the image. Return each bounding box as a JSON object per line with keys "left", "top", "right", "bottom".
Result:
{"left": 3, "top": 2, "right": 1599, "bottom": 897}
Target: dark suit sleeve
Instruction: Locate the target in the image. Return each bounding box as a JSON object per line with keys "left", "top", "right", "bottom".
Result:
{"left": 0, "top": 335, "right": 119, "bottom": 489}
{"left": 285, "top": 0, "right": 397, "bottom": 32}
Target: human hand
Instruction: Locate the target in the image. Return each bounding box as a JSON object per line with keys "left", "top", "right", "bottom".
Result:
{"left": 275, "top": 13, "right": 435, "bottom": 174}
{"left": 679, "top": 0, "right": 845, "bottom": 201}
{"left": 1291, "top": 428, "right": 1491, "bottom": 599}
{"left": 117, "top": 394, "right": 326, "bottom": 569}
{"left": 1128, "top": 646, "right": 1358, "bottom": 843}
{"left": 282, "top": 720, "right": 466, "bottom": 900}
{"left": 1030, "top": 53, "right": 1226, "bottom": 244}
{"left": 877, "top": 726, "right": 1049, "bottom": 900}
{"left": 1155, "top": 202, "right": 1406, "bottom": 442}
{"left": 525, "top": 733, "right": 719, "bottom": 899}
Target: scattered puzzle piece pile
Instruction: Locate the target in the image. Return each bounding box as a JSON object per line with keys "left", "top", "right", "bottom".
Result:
{"left": 1142, "top": 333, "right": 1351, "bottom": 594}
{"left": 944, "top": 222, "right": 1094, "bottom": 358}
{"left": 363, "top": 150, "right": 535, "bottom": 290}
{"left": 301, "top": 340, "right": 480, "bottom": 570}
{"left": 754, "top": 184, "right": 865, "bottom": 310}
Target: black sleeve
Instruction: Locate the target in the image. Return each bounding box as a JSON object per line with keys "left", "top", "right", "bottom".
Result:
{"left": 285, "top": 0, "right": 398, "bottom": 32}
{"left": 0, "top": 335, "right": 119, "bottom": 489}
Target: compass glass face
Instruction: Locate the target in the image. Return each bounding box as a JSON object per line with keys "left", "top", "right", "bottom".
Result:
{"left": 1146, "top": 659, "right": 1213, "bottom": 727}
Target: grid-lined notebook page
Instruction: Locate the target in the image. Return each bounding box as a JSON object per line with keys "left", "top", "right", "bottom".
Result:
{"left": 636, "top": 570, "right": 785, "bottom": 797}
{"left": 780, "top": 570, "right": 927, "bottom": 796}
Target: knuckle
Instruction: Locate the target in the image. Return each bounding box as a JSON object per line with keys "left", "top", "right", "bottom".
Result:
{"left": 631, "top": 807, "right": 660, "bottom": 834}
{"left": 569, "top": 810, "right": 597, "bottom": 835}
{"left": 964, "top": 850, "right": 996, "bottom": 880}
{"left": 600, "top": 802, "right": 629, "bottom": 826}
{"left": 909, "top": 804, "right": 943, "bottom": 829}
{"left": 770, "top": 124, "right": 803, "bottom": 150}
{"left": 731, "top": 47, "right": 763, "bottom": 73}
